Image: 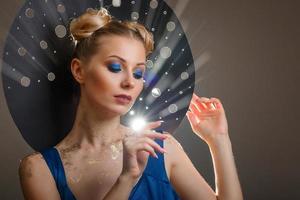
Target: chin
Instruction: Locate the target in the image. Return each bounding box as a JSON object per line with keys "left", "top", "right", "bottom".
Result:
{"left": 109, "top": 102, "right": 134, "bottom": 115}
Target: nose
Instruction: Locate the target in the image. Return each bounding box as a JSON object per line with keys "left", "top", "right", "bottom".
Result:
{"left": 121, "top": 71, "right": 135, "bottom": 89}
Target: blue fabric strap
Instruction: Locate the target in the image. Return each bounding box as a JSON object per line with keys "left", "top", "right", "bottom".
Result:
{"left": 41, "top": 147, "right": 76, "bottom": 200}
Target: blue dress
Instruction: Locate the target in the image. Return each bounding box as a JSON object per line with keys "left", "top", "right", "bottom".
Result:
{"left": 40, "top": 138, "right": 181, "bottom": 200}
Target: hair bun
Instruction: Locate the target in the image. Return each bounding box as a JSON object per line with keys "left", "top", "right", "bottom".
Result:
{"left": 69, "top": 8, "right": 112, "bottom": 43}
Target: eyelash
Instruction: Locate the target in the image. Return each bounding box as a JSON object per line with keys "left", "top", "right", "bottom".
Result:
{"left": 107, "top": 63, "right": 144, "bottom": 79}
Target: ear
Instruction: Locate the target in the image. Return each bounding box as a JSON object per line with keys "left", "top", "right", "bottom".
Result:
{"left": 70, "top": 58, "right": 85, "bottom": 84}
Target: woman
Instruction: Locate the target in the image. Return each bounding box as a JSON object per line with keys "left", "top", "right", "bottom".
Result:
{"left": 18, "top": 8, "right": 243, "bottom": 200}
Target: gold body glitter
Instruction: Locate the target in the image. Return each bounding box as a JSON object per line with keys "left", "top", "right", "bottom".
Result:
{"left": 110, "top": 142, "right": 122, "bottom": 160}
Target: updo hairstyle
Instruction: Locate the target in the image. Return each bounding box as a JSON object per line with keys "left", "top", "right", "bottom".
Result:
{"left": 69, "top": 8, "right": 154, "bottom": 63}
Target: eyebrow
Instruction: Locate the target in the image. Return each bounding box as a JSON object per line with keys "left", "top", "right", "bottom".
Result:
{"left": 107, "top": 55, "right": 146, "bottom": 66}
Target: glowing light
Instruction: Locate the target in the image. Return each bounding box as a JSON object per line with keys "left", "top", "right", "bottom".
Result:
{"left": 40, "top": 40, "right": 48, "bottom": 49}
{"left": 48, "top": 72, "right": 55, "bottom": 81}
{"left": 20, "top": 76, "right": 30, "bottom": 87}
{"left": 57, "top": 4, "right": 65, "bottom": 13}
{"left": 25, "top": 8, "right": 34, "bottom": 18}
{"left": 131, "top": 12, "right": 139, "bottom": 20}
{"left": 146, "top": 60, "right": 154, "bottom": 69}
{"left": 112, "top": 0, "right": 121, "bottom": 7}
{"left": 166, "top": 21, "right": 176, "bottom": 32}
{"left": 18, "top": 47, "right": 27, "bottom": 56}
{"left": 130, "top": 117, "right": 146, "bottom": 132}
{"left": 55, "top": 25, "right": 67, "bottom": 38}
{"left": 180, "top": 72, "right": 189, "bottom": 80}
{"left": 168, "top": 104, "right": 178, "bottom": 113}
{"left": 160, "top": 46, "right": 172, "bottom": 59}
{"left": 151, "top": 88, "right": 161, "bottom": 98}
{"left": 150, "top": 0, "right": 158, "bottom": 9}
{"left": 129, "top": 110, "right": 135, "bottom": 115}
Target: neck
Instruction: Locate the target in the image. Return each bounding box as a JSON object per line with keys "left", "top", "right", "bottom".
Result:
{"left": 65, "top": 94, "right": 125, "bottom": 151}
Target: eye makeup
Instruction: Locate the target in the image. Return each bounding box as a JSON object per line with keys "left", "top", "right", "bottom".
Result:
{"left": 107, "top": 62, "right": 145, "bottom": 79}
{"left": 107, "top": 62, "right": 122, "bottom": 72}
{"left": 133, "top": 68, "right": 143, "bottom": 79}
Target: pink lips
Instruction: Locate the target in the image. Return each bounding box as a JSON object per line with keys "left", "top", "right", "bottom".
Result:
{"left": 114, "top": 94, "right": 132, "bottom": 104}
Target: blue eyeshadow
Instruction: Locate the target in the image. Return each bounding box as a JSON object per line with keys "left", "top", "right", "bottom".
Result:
{"left": 134, "top": 69, "right": 143, "bottom": 79}
{"left": 108, "top": 63, "right": 121, "bottom": 71}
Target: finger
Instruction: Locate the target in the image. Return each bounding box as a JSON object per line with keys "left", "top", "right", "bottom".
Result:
{"left": 192, "top": 95, "right": 211, "bottom": 109}
{"left": 200, "top": 97, "right": 210, "bottom": 102}
{"left": 189, "top": 110, "right": 217, "bottom": 118}
{"left": 210, "top": 98, "right": 224, "bottom": 110}
{"left": 187, "top": 110, "right": 200, "bottom": 123}
{"left": 205, "top": 101, "right": 216, "bottom": 110}
{"left": 192, "top": 93, "right": 200, "bottom": 99}
{"left": 192, "top": 99, "right": 213, "bottom": 113}
{"left": 136, "top": 142, "right": 158, "bottom": 158}
{"left": 210, "top": 102, "right": 217, "bottom": 110}
{"left": 140, "top": 131, "right": 170, "bottom": 140}
{"left": 189, "top": 103, "right": 202, "bottom": 116}
{"left": 137, "top": 137, "right": 167, "bottom": 154}
{"left": 193, "top": 93, "right": 210, "bottom": 102}
{"left": 192, "top": 94, "right": 201, "bottom": 103}
{"left": 142, "top": 120, "right": 163, "bottom": 131}
{"left": 186, "top": 111, "right": 200, "bottom": 130}
{"left": 193, "top": 99, "right": 208, "bottom": 110}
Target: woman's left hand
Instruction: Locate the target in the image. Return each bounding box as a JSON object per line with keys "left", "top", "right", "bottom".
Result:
{"left": 186, "top": 93, "right": 229, "bottom": 145}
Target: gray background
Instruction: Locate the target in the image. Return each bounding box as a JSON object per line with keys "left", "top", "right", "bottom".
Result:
{"left": 1, "top": 0, "right": 299, "bottom": 199}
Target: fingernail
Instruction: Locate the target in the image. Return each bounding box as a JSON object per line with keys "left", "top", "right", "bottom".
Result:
{"left": 159, "top": 120, "right": 165, "bottom": 123}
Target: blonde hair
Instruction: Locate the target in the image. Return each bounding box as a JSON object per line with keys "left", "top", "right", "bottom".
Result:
{"left": 69, "top": 8, "right": 154, "bottom": 63}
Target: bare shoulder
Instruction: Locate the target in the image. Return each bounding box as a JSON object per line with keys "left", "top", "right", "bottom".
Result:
{"left": 163, "top": 132, "right": 186, "bottom": 175}
{"left": 163, "top": 132, "right": 184, "bottom": 151}
{"left": 19, "top": 152, "right": 60, "bottom": 200}
{"left": 19, "top": 152, "right": 46, "bottom": 180}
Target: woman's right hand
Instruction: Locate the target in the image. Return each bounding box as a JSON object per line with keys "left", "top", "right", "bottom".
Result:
{"left": 121, "top": 120, "right": 169, "bottom": 180}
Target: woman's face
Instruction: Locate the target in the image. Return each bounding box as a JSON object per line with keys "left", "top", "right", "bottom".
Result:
{"left": 79, "top": 35, "right": 146, "bottom": 115}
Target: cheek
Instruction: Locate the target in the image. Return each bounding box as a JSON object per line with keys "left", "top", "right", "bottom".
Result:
{"left": 85, "top": 69, "right": 114, "bottom": 95}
